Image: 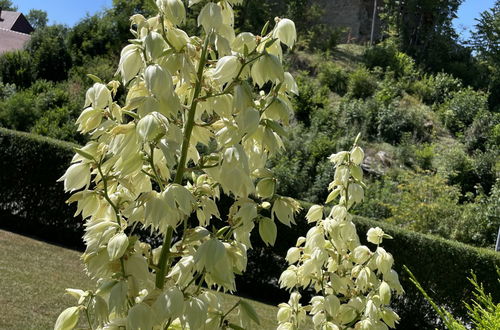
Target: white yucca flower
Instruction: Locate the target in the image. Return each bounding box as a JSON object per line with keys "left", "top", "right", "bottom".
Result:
{"left": 211, "top": 55, "right": 241, "bottom": 85}
{"left": 273, "top": 18, "right": 297, "bottom": 48}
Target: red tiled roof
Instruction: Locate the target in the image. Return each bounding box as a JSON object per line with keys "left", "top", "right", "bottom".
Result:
{"left": 0, "top": 28, "right": 30, "bottom": 54}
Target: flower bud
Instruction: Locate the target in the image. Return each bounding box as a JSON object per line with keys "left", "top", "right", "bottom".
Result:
{"left": 166, "top": 27, "right": 190, "bottom": 51}
{"left": 259, "top": 217, "right": 277, "bottom": 246}
{"left": 186, "top": 298, "right": 208, "bottom": 330}
{"left": 85, "top": 83, "right": 112, "bottom": 110}
{"left": 232, "top": 32, "right": 257, "bottom": 53}
{"left": 376, "top": 247, "right": 394, "bottom": 275}
{"left": 107, "top": 232, "right": 129, "bottom": 261}
{"left": 324, "top": 294, "right": 341, "bottom": 318}
{"left": 256, "top": 177, "right": 275, "bottom": 199}
{"left": 277, "top": 305, "right": 292, "bottom": 323}
{"left": 136, "top": 113, "right": 162, "bottom": 141}
{"left": 351, "top": 146, "right": 364, "bottom": 165}
{"left": 306, "top": 205, "right": 324, "bottom": 223}
{"left": 236, "top": 107, "right": 260, "bottom": 136}
{"left": 285, "top": 247, "right": 300, "bottom": 264}
{"left": 55, "top": 306, "right": 80, "bottom": 330}
{"left": 273, "top": 18, "right": 297, "bottom": 48}
{"left": 352, "top": 245, "right": 372, "bottom": 264}
{"left": 283, "top": 72, "right": 299, "bottom": 95}
{"left": 127, "top": 303, "right": 153, "bottom": 330}
{"left": 379, "top": 281, "right": 392, "bottom": 305}
{"left": 233, "top": 82, "right": 254, "bottom": 112}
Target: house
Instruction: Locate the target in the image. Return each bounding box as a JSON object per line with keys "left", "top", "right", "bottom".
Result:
{"left": 0, "top": 8, "right": 34, "bottom": 54}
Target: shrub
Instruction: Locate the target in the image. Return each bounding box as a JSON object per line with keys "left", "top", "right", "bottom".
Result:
{"left": 0, "top": 128, "right": 82, "bottom": 248}
{"left": 347, "top": 67, "right": 378, "bottom": 99}
{"left": 0, "top": 50, "right": 33, "bottom": 88}
{"left": 317, "top": 62, "right": 348, "bottom": 95}
{"left": 411, "top": 72, "right": 463, "bottom": 105}
{"left": 453, "top": 180, "right": 500, "bottom": 248}
{"left": 376, "top": 97, "right": 432, "bottom": 144}
{"left": 387, "top": 170, "right": 462, "bottom": 238}
{"left": 364, "top": 43, "right": 398, "bottom": 70}
{"left": 439, "top": 88, "right": 489, "bottom": 135}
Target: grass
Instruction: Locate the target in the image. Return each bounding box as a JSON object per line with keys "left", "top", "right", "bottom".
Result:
{"left": 0, "top": 230, "right": 282, "bottom": 329}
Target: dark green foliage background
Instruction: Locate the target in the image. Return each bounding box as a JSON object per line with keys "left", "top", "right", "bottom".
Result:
{"left": 0, "top": 128, "right": 498, "bottom": 329}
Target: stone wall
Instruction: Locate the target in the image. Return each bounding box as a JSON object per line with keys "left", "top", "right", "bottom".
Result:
{"left": 316, "top": 0, "right": 381, "bottom": 42}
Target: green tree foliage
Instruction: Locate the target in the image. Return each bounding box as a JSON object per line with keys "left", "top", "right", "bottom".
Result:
{"left": 472, "top": 1, "right": 500, "bottom": 66}
{"left": 26, "top": 25, "right": 72, "bottom": 82}
{"left": 381, "top": 0, "right": 479, "bottom": 85}
{"left": 0, "top": 0, "right": 16, "bottom": 11}
{"left": 26, "top": 9, "right": 48, "bottom": 30}
{"left": 0, "top": 50, "right": 33, "bottom": 88}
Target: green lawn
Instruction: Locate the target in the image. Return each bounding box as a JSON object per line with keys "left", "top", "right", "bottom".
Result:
{"left": 0, "top": 230, "right": 281, "bottom": 329}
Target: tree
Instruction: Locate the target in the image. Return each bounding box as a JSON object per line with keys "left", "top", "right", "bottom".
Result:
{"left": 26, "top": 25, "right": 72, "bottom": 81}
{"left": 0, "top": 0, "right": 17, "bottom": 11}
{"left": 380, "top": 0, "right": 478, "bottom": 84}
{"left": 26, "top": 9, "right": 48, "bottom": 30}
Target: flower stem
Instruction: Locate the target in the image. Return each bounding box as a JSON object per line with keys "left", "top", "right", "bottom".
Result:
{"left": 154, "top": 33, "right": 211, "bottom": 290}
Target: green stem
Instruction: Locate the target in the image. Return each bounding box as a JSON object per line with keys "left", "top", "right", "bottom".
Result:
{"left": 173, "top": 36, "right": 211, "bottom": 184}
{"left": 149, "top": 144, "right": 165, "bottom": 191}
{"left": 154, "top": 34, "right": 211, "bottom": 290}
{"left": 219, "top": 300, "right": 240, "bottom": 327}
{"left": 96, "top": 162, "right": 121, "bottom": 225}
{"left": 155, "top": 225, "right": 174, "bottom": 289}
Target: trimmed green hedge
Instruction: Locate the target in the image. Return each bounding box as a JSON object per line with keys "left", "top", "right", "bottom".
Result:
{"left": 1, "top": 127, "right": 499, "bottom": 328}
{"left": 0, "top": 127, "right": 83, "bottom": 248}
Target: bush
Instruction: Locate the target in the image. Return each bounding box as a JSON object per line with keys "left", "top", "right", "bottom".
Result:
{"left": 317, "top": 62, "right": 348, "bottom": 95}
{"left": 0, "top": 80, "right": 78, "bottom": 137}
{"left": 453, "top": 180, "right": 500, "bottom": 248}
{"left": 347, "top": 67, "right": 378, "bottom": 99}
{"left": 376, "top": 97, "right": 433, "bottom": 144}
{"left": 364, "top": 43, "right": 398, "bottom": 70}
{"left": 410, "top": 72, "right": 462, "bottom": 105}
{"left": 439, "top": 88, "right": 489, "bottom": 135}
{"left": 0, "top": 128, "right": 82, "bottom": 248}
{"left": 0, "top": 50, "right": 33, "bottom": 88}
{"left": 386, "top": 170, "right": 462, "bottom": 238}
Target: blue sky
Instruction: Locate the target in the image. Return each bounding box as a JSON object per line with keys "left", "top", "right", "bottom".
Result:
{"left": 14, "top": 0, "right": 113, "bottom": 26}
{"left": 12, "top": 0, "right": 498, "bottom": 40}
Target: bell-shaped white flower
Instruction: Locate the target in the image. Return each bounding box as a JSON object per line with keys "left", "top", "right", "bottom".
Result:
{"left": 118, "top": 44, "right": 143, "bottom": 84}
{"left": 251, "top": 53, "right": 284, "bottom": 87}
{"left": 232, "top": 32, "right": 257, "bottom": 54}
{"left": 145, "top": 31, "right": 167, "bottom": 60}
{"left": 367, "top": 227, "right": 385, "bottom": 245}
{"left": 58, "top": 162, "right": 91, "bottom": 192}
{"left": 144, "top": 64, "right": 173, "bottom": 100}
{"left": 198, "top": 2, "right": 223, "bottom": 33}
{"left": 211, "top": 55, "right": 241, "bottom": 85}
{"left": 273, "top": 18, "right": 297, "bottom": 48}
{"left": 156, "top": 0, "right": 185, "bottom": 26}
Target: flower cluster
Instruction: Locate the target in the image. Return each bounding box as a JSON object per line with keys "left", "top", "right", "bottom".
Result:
{"left": 277, "top": 140, "right": 403, "bottom": 330}
{"left": 55, "top": 1, "right": 300, "bottom": 329}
